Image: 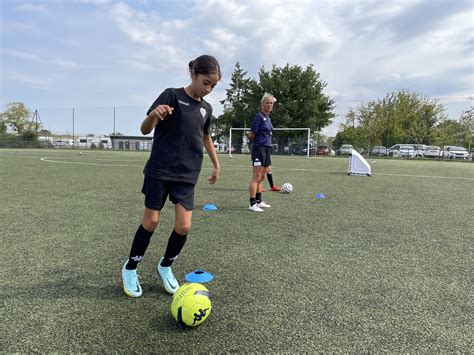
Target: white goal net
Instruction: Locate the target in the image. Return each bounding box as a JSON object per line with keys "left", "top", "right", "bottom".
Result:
{"left": 228, "top": 127, "right": 311, "bottom": 158}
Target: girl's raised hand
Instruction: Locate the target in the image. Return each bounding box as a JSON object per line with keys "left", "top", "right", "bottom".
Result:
{"left": 153, "top": 105, "right": 174, "bottom": 121}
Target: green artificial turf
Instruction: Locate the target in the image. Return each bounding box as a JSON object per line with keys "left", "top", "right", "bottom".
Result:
{"left": 1, "top": 149, "right": 472, "bottom": 352}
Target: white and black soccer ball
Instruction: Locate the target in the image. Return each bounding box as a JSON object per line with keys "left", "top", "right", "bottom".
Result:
{"left": 281, "top": 182, "right": 293, "bottom": 194}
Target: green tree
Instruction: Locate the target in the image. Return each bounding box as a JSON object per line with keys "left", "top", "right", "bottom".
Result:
{"left": 219, "top": 62, "right": 255, "bottom": 129}
{"left": 256, "top": 64, "right": 335, "bottom": 131}
{"left": 339, "top": 90, "right": 445, "bottom": 148}
{"left": 435, "top": 119, "right": 462, "bottom": 147}
{"left": 0, "top": 117, "right": 6, "bottom": 134}
{"left": 220, "top": 63, "right": 336, "bottom": 153}
{"left": 0, "top": 102, "right": 40, "bottom": 139}
{"left": 220, "top": 63, "right": 336, "bottom": 131}
{"left": 39, "top": 129, "right": 51, "bottom": 136}
{"left": 334, "top": 126, "right": 369, "bottom": 151}
{"left": 459, "top": 107, "right": 473, "bottom": 149}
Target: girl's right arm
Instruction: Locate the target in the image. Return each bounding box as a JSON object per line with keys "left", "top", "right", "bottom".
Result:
{"left": 140, "top": 105, "right": 174, "bottom": 135}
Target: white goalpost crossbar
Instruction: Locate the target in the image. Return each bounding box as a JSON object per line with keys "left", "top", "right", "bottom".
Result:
{"left": 228, "top": 127, "right": 311, "bottom": 158}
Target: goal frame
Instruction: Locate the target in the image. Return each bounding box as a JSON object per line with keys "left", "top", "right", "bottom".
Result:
{"left": 228, "top": 127, "right": 311, "bottom": 158}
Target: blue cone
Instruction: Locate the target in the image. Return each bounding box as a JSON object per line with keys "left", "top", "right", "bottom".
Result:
{"left": 185, "top": 270, "right": 214, "bottom": 283}
{"left": 315, "top": 193, "right": 326, "bottom": 199}
{"left": 202, "top": 204, "right": 218, "bottom": 211}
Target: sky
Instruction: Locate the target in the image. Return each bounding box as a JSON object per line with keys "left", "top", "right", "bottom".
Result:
{"left": 1, "top": 0, "right": 472, "bottom": 137}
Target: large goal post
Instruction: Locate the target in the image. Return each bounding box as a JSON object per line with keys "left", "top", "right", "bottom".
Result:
{"left": 228, "top": 127, "right": 311, "bottom": 158}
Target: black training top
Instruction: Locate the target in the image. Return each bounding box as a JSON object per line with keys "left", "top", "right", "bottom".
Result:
{"left": 143, "top": 87, "right": 213, "bottom": 185}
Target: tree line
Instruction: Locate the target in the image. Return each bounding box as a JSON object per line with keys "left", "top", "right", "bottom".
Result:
{"left": 0, "top": 102, "right": 44, "bottom": 140}
{"left": 217, "top": 63, "right": 472, "bottom": 150}
{"left": 2, "top": 62, "right": 472, "bottom": 150}
{"left": 335, "top": 91, "right": 473, "bottom": 150}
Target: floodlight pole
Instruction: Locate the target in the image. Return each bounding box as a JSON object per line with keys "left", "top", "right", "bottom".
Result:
{"left": 113, "top": 107, "right": 116, "bottom": 151}
{"left": 72, "top": 108, "right": 75, "bottom": 149}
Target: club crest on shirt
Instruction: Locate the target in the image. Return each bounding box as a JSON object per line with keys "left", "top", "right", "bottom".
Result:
{"left": 200, "top": 107, "right": 207, "bottom": 118}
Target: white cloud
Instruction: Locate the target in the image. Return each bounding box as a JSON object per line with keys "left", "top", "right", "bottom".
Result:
{"left": 2, "top": 48, "right": 42, "bottom": 62}
{"left": 54, "top": 59, "right": 80, "bottom": 69}
{"left": 2, "top": 48, "right": 80, "bottom": 69}
{"left": 2, "top": 70, "right": 54, "bottom": 90}
{"left": 16, "top": 3, "right": 47, "bottom": 13}
{"left": 78, "top": 0, "right": 111, "bottom": 4}
{"left": 1, "top": 0, "right": 471, "bottom": 135}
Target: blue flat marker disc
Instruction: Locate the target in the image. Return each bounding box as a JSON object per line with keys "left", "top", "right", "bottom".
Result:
{"left": 315, "top": 193, "right": 326, "bottom": 199}
{"left": 185, "top": 270, "right": 214, "bottom": 283}
{"left": 202, "top": 204, "right": 218, "bottom": 211}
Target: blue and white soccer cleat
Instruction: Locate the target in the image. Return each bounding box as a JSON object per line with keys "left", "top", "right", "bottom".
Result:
{"left": 248, "top": 203, "right": 264, "bottom": 212}
{"left": 257, "top": 201, "right": 271, "bottom": 208}
{"left": 157, "top": 257, "right": 179, "bottom": 295}
{"left": 122, "top": 262, "right": 142, "bottom": 297}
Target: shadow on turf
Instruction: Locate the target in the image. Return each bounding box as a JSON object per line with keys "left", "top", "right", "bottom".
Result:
{"left": 199, "top": 187, "right": 247, "bottom": 192}
{"left": 4, "top": 270, "right": 173, "bottom": 300}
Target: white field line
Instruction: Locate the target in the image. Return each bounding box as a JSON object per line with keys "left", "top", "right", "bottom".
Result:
{"left": 40, "top": 157, "right": 142, "bottom": 168}
{"left": 0, "top": 154, "right": 143, "bottom": 163}
{"left": 3, "top": 155, "right": 473, "bottom": 181}
{"left": 37, "top": 157, "right": 474, "bottom": 181}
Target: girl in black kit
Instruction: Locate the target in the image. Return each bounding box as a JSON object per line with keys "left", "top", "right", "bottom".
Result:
{"left": 122, "top": 55, "right": 221, "bottom": 297}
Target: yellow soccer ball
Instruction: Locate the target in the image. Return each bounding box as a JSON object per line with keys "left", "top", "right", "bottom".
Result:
{"left": 171, "top": 283, "right": 212, "bottom": 327}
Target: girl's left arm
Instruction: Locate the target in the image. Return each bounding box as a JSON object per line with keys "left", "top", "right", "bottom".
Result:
{"left": 203, "top": 134, "right": 221, "bottom": 184}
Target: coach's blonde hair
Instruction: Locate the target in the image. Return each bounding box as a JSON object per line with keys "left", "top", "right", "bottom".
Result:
{"left": 261, "top": 93, "right": 276, "bottom": 108}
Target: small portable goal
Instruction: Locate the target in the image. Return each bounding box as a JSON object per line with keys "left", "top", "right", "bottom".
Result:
{"left": 348, "top": 150, "right": 371, "bottom": 176}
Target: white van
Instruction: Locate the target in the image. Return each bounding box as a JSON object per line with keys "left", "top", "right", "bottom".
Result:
{"left": 387, "top": 144, "right": 415, "bottom": 158}
{"left": 76, "top": 137, "right": 112, "bottom": 149}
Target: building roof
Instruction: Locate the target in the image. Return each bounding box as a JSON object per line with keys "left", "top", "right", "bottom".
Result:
{"left": 109, "top": 135, "right": 152, "bottom": 140}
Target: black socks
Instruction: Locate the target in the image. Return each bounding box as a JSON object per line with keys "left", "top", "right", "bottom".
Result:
{"left": 126, "top": 226, "right": 188, "bottom": 270}
{"left": 161, "top": 229, "right": 188, "bottom": 267}
{"left": 267, "top": 173, "right": 274, "bottom": 188}
{"left": 126, "top": 224, "right": 153, "bottom": 270}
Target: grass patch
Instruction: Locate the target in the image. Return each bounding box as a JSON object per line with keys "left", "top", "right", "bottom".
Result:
{"left": 1, "top": 149, "right": 472, "bottom": 352}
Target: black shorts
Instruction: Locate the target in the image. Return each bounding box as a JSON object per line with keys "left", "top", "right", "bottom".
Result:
{"left": 141, "top": 175, "right": 195, "bottom": 211}
{"left": 251, "top": 145, "right": 272, "bottom": 167}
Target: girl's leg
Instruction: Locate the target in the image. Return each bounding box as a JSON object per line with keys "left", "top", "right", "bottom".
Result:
{"left": 158, "top": 203, "right": 191, "bottom": 295}
{"left": 122, "top": 207, "right": 160, "bottom": 297}
{"left": 142, "top": 207, "right": 160, "bottom": 232}
{"left": 160, "top": 203, "right": 192, "bottom": 267}
{"left": 125, "top": 207, "right": 160, "bottom": 270}
{"left": 174, "top": 203, "right": 192, "bottom": 235}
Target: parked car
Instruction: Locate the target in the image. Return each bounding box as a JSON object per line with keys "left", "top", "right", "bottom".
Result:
{"left": 338, "top": 144, "right": 353, "bottom": 156}
{"left": 289, "top": 143, "right": 307, "bottom": 155}
{"left": 422, "top": 146, "right": 441, "bottom": 158}
{"left": 370, "top": 146, "right": 387, "bottom": 156}
{"left": 315, "top": 145, "right": 331, "bottom": 156}
{"left": 302, "top": 145, "right": 315, "bottom": 156}
{"left": 441, "top": 146, "right": 469, "bottom": 160}
{"left": 356, "top": 147, "right": 365, "bottom": 155}
{"left": 387, "top": 144, "right": 415, "bottom": 158}
{"left": 413, "top": 144, "right": 427, "bottom": 158}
